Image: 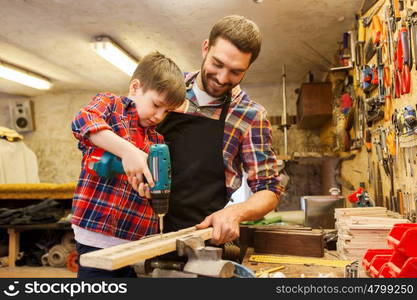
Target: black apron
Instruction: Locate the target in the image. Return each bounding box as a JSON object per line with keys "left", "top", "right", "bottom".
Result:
{"left": 157, "top": 74, "right": 231, "bottom": 232}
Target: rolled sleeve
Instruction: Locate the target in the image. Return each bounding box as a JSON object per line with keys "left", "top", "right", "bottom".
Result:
{"left": 71, "top": 93, "right": 113, "bottom": 150}
{"left": 241, "top": 109, "right": 283, "bottom": 198}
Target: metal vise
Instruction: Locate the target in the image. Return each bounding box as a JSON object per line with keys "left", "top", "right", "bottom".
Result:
{"left": 135, "top": 235, "right": 235, "bottom": 278}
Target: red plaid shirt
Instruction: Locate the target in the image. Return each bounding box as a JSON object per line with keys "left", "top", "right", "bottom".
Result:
{"left": 71, "top": 92, "right": 163, "bottom": 240}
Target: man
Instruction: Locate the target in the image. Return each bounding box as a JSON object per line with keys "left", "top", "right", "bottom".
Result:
{"left": 145, "top": 15, "right": 283, "bottom": 245}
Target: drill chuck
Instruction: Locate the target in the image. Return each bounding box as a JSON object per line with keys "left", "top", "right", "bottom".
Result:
{"left": 150, "top": 192, "right": 170, "bottom": 215}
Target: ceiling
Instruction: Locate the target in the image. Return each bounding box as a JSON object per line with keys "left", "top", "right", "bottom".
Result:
{"left": 0, "top": 0, "right": 362, "bottom": 97}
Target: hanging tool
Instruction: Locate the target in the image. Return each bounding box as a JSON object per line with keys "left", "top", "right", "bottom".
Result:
{"left": 365, "top": 96, "right": 384, "bottom": 126}
{"left": 358, "top": 15, "right": 366, "bottom": 66}
{"left": 392, "top": 109, "right": 402, "bottom": 165}
{"left": 279, "top": 65, "right": 290, "bottom": 156}
{"left": 392, "top": 0, "right": 401, "bottom": 21}
{"left": 361, "top": 65, "right": 378, "bottom": 92}
{"left": 371, "top": 15, "right": 383, "bottom": 45}
{"left": 385, "top": 6, "right": 395, "bottom": 64}
{"left": 363, "top": 1, "right": 385, "bottom": 27}
{"left": 409, "top": 12, "right": 417, "bottom": 70}
{"left": 376, "top": 164, "right": 384, "bottom": 207}
{"left": 365, "top": 129, "right": 373, "bottom": 184}
{"left": 406, "top": 9, "right": 414, "bottom": 69}
{"left": 375, "top": 127, "right": 391, "bottom": 177}
{"left": 87, "top": 144, "right": 171, "bottom": 236}
{"left": 365, "top": 38, "right": 377, "bottom": 63}
{"left": 383, "top": 67, "right": 393, "bottom": 121}
{"left": 403, "top": 105, "right": 417, "bottom": 135}
{"left": 376, "top": 46, "right": 385, "bottom": 102}
{"left": 400, "top": 26, "right": 411, "bottom": 94}
{"left": 398, "top": 189, "right": 405, "bottom": 216}
{"left": 347, "top": 182, "right": 373, "bottom": 207}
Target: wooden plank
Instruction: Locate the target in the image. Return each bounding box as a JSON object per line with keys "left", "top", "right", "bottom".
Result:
{"left": 80, "top": 227, "right": 213, "bottom": 270}
{"left": 254, "top": 230, "right": 324, "bottom": 258}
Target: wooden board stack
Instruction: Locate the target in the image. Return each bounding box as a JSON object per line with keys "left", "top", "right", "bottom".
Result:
{"left": 335, "top": 207, "right": 410, "bottom": 260}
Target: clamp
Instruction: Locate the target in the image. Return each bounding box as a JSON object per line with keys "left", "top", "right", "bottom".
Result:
{"left": 135, "top": 235, "right": 253, "bottom": 278}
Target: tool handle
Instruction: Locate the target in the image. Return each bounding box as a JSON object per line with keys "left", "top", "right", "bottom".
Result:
{"left": 365, "top": 129, "right": 372, "bottom": 152}
{"left": 148, "top": 144, "right": 171, "bottom": 193}
{"left": 400, "top": 27, "right": 410, "bottom": 66}
{"left": 393, "top": 0, "right": 401, "bottom": 20}
{"left": 358, "top": 20, "right": 365, "bottom": 43}
{"left": 94, "top": 151, "right": 125, "bottom": 178}
{"left": 375, "top": 142, "right": 383, "bottom": 162}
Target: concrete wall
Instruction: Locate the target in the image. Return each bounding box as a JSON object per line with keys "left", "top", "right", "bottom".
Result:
{"left": 0, "top": 90, "right": 123, "bottom": 183}
{"left": 242, "top": 82, "right": 325, "bottom": 156}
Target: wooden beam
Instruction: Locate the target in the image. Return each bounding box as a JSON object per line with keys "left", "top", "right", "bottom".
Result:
{"left": 80, "top": 227, "right": 213, "bottom": 270}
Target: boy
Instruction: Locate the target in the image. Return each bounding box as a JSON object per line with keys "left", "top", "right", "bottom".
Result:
{"left": 71, "top": 51, "right": 186, "bottom": 278}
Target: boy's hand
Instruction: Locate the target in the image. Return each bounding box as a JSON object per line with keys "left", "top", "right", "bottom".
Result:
{"left": 122, "top": 147, "right": 155, "bottom": 191}
{"left": 138, "top": 183, "right": 152, "bottom": 199}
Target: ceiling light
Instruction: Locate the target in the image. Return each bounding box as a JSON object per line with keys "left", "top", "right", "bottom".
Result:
{"left": 91, "top": 36, "right": 138, "bottom": 76}
{"left": 0, "top": 60, "right": 52, "bottom": 90}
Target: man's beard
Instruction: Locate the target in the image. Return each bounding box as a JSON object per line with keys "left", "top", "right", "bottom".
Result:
{"left": 200, "top": 58, "right": 234, "bottom": 98}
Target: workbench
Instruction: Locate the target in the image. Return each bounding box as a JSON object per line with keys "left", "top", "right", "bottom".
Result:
{"left": 0, "top": 182, "right": 75, "bottom": 267}
{"left": 0, "top": 223, "right": 71, "bottom": 267}
{"left": 242, "top": 248, "right": 368, "bottom": 278}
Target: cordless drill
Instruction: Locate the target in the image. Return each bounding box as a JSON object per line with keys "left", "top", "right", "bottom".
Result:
{"left": 86, "top": 144, "right": 171, "bottom": 236}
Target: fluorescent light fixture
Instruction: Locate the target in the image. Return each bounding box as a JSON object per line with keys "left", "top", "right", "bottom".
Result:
{"left": 91, "top": 36, "right": 138, "bottom": 76}
{"left": 0, "top": 60, "right": 52, "bottom": 90}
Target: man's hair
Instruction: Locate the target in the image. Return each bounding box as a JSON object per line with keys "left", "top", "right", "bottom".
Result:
{"left": 209, "top": 15, "right": 262, "bottom": 64}
{"left": 131, "top": 51, "right": 185, "bottom": 108}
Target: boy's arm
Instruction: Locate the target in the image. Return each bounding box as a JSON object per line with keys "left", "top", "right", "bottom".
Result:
{"left": 71, "top": 93, "right": 154, "bottom": 189}
{"left": 89, "top": 130, "right": 154, "bottom": 188}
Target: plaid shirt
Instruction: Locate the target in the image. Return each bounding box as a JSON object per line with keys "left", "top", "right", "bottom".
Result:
{"left": 180, "top": 72, "right": 283, "bottom": 199}
{"left": 71, "top": 92, "right": 163, "bottom": 241}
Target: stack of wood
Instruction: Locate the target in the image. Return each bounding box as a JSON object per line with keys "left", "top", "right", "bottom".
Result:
{"left": 335, "top": 207, "right": 409, "bottom": 260}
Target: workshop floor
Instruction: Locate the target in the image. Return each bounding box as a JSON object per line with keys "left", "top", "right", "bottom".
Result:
{"left": 0, "top": 266, "right": 76, "bottom": 278}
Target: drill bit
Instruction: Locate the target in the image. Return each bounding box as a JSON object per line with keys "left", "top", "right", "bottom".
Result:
{"left": 158, "top": 214, "right": 164, "bottom": 238}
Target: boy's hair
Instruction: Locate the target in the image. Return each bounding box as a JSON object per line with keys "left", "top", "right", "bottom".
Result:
{"left": 131, "top": 51, "right": 185, "bottom": 108}
{"left": 209, "top": 15, "right": 262, "bottom": 65}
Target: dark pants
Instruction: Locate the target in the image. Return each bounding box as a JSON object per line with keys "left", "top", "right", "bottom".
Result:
{"left": 76, "top": 242, "right": 137, "bottom": 278}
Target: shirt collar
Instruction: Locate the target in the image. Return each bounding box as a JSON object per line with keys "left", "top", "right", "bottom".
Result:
{"left": 185, "top": 71, "right": 242, "bottom": 106}
{"left": 121, "top": 96, "right": 136, "bottom": 109}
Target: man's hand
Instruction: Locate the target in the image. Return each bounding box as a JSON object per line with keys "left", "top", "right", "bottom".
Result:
{"left": 195, "top": 190, "right": 279, "bottom": 245}
{"left": 196, "top": 206, "right": 242, "bottom": 245}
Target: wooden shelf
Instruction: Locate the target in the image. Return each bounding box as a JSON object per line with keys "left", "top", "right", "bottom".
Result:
{"left": 0, "top": 182, "right": 76, "bottom": 199}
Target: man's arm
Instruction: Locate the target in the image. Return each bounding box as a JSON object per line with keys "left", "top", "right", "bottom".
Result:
{"left": 196, "top": 190, "right": 278, "bottom": 245}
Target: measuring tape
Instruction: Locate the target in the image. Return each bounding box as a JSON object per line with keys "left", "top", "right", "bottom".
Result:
{"left": 249, "top": 255, "right": 353, "bottom": 268}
